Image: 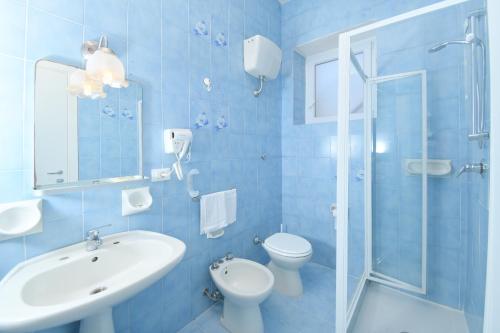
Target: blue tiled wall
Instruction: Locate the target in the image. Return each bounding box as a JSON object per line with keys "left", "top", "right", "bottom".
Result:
{"left": 463, "top": 142, "right": 489, "bottom": 333}
{"left": 0, "top": 0, "right": 282, "bottom": 332}
{"left": 0, "top": 0, "right": 491, "bottom": 331}
{"left": 280, "top": 0, "right": 450, "bottom": 271}
{"left": 281, "top": 0, "right": 488, "bottom": 317}
{"left": 463, "top": 8, "right": 489, "bottom": 333}
{"left": 372, "top": 6, "right": 469, "bottom": 309}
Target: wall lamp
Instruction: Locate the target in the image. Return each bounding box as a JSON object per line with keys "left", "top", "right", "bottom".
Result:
{"left": 68, "top": 35, "right": 128, "bottom": 99}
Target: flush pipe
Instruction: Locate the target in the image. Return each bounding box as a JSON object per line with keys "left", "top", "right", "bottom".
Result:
{"left": 253, "top": 76, "right": 265, "bottom": 97}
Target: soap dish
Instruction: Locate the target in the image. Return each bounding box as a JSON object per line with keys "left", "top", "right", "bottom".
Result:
{"left": 0, "top": 199, "right": 43, "bottom": 241}
{"left": 405, "top": 159, "right": 452, "bottom": 176}
{"left": 122, "top": 187, "right": 153, "bottom": 216}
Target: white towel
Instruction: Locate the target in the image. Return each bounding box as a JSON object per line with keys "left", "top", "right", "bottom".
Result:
{"left": 225, "top": 189, "right": 237, "bottom": 225}
{"left": 200, "top": 191, "right": 228, "bottom": 238}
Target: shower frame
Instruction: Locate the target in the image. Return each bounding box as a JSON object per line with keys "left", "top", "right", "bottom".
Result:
{"left": 335, "top": 0, "right": 470, "bottom": 332}
{"left": 364, "top": 70, "right": 428, "bottom": 296}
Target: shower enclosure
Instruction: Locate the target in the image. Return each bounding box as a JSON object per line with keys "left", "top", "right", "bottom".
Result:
{"left": 336, "top": 0, "right": 489, "bottom": 332}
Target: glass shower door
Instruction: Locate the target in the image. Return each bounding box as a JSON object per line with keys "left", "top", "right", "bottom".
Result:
{"left": 366, "top": 71, "right": 428, "bottom": 294}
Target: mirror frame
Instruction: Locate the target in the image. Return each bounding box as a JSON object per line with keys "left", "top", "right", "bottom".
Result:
{"left": 32, "top": 59, "right": 146, "bottom": 194}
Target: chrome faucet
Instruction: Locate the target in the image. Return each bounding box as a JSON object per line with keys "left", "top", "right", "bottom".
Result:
{"left": 85, "top": 224, "right": 112, "bottom": 251}
{"left": 456, "top": 161, "right": 489, "bottom": 177}
{"left": 211, "top": 260, "right": 221, "bottom": 270}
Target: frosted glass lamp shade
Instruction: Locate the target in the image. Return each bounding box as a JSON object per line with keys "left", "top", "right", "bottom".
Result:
{"left": 86, "top": 49, "right": 129, "bottom": 88}
{"left": 68, "top": 69, "right": 106, "bottom": 99}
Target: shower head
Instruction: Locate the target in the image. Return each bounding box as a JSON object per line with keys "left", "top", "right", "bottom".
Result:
{"left": 428, "top": 40, "right": 471, "bottom": 53}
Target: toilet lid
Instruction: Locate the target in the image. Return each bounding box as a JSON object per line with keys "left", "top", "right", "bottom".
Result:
{"left": 265, "top": 233, "right": 312, "bottom": 256}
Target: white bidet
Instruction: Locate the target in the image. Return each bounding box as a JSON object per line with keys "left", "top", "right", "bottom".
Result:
{"left": 209, "top": 258, "right": 274, "bottom": 333}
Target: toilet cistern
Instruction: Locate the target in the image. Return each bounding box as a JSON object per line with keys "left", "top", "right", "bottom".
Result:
{"left": 244, "top": 35, "right": 282, "bottom": 97}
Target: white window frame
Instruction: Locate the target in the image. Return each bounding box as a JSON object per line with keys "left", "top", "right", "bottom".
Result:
{"left": 305, "top": 38, "right": 375, "bottom": 124}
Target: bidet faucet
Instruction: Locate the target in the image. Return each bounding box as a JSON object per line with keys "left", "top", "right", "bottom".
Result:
{"left": 210, "top": 260, "right": 220, "bottom": 270}
{"left": 86, "top": 224, "right": 112, "bottom": 251}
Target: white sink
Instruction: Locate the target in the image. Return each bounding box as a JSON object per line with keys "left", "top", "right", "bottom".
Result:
{"left": 0, "top": 230, "right": 186, "bottom": 333}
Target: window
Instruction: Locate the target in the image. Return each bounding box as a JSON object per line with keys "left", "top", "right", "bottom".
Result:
{"left": 304, "top": 39, "right": 374, "bottom": 124}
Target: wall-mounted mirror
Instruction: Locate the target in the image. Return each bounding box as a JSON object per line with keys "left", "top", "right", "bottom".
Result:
{"left": 33, "top": 60, "right": 144, "bottom": 192}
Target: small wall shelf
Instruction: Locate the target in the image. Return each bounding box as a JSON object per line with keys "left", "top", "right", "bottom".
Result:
{"left": 122, "top": 187, "right": 153, "bottom": 216}
{"left": 405, "top": 159, "right": 452, "bottom": 176}
{"left": 0, "top": 199, "right": 43, "bottom": 241}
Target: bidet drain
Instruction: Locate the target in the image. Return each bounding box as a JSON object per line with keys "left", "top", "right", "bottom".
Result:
{"left": 89, "top": 286, "right": 107, "bottom": 295}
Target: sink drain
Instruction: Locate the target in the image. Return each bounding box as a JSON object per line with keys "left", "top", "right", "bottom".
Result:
{"left": 89, "top": 286, "right": 107, "bottom": 295}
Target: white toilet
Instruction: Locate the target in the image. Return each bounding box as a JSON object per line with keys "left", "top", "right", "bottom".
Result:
{"left": 262, "top": 233, "right": 312, "bottom": 297}
{"left": 209, "top": 258, "right": 274, "bottom": 333}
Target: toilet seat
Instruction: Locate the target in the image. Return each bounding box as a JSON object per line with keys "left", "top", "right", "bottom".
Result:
{"left": 264, "top": 233, "right": 312, "bottom": 258}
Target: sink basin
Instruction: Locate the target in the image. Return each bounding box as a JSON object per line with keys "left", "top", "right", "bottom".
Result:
{"left": 0, "top": 230, "right": 186, "bottom": 333}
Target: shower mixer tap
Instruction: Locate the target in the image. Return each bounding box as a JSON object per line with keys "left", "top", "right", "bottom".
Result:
{"left": 456, "top": 162, "right": 488, "bottom": 177}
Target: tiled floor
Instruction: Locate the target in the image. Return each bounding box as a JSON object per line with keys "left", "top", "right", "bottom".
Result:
{"left": 350, "top": 282, "right": 469, "bottom": 333}
{"left": 178, "top": 263, "right": 336, "bottom": 333}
